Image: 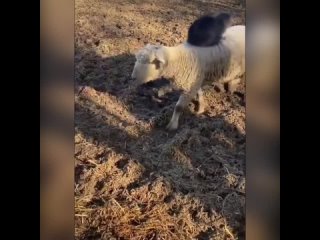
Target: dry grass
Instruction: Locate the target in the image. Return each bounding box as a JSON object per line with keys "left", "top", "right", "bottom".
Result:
{"left": 75, "top": 0, "right": 245, "bottom": 239}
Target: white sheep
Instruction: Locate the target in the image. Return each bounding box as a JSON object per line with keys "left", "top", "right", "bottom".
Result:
{"left": 131, "top": 25, "right": 245, "bottom": 131}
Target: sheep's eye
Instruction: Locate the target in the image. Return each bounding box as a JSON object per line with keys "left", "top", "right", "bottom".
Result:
{"left": 151, "top": 59, "right": 161, "bottom": 69}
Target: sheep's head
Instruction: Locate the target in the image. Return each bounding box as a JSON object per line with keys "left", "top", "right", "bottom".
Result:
{"left": 131, "top": 44, "right": 166, "bottom": 85}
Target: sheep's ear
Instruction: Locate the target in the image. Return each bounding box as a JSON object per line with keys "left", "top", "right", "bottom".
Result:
{"left": 155, "top": 49, "right": 166, "bottom": 64}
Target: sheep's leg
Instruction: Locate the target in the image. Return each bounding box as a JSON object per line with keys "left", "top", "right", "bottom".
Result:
{"left": 212, "top": 82, "right": 226, "bottom": 93}
{"left": 195, "top": 88, "right": 206, "bottom": 115}
{"left": 166, "top": 94, "right": 192, "bottom": 131}
{"left": 228, "top": 78, "right": 241, "bottom": 94}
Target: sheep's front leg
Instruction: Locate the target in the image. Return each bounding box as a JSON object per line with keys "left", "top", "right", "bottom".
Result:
{"left": 195, "top": 88, "right": 205, "bottom": 115}
{"left": 166, "top": 94, "right": 192, "bottom": 131}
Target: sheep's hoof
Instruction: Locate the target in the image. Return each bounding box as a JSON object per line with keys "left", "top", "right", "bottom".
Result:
{"left": 195, "top": 106, "right": 205, "bottom": 115}
{"left": 195, "top": 104, "right": 206, "bottom": 115}
{"left": 228, "top": 85, "right": 237, "bottom": 94}
{"left": 166, "top": 121, "right": 178, "bottom": 131}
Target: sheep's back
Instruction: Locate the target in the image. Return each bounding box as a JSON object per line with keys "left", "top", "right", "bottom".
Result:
{"left": 185, "top": 25, "right": 245, "bottom": 83}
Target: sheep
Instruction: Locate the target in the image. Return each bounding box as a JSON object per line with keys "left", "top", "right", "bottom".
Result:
{"left": 187, "top": 12, "right": 232, "bottom": 47}
{"left": 131, "top": 25, "right": 245, "bottom": 131}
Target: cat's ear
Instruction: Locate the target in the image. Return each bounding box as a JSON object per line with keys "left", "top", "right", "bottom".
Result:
{"left": 216, "top": 13, "right": 231, "bottom": 27}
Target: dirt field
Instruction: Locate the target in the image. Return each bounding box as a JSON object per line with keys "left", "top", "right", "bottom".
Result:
{"left": 75, "top": 0, "right": 245, "bottom": 239}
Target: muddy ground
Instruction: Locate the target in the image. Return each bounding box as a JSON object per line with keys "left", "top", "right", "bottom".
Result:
{"left": 75, "top": 0, "right": 245, "bottom": 239}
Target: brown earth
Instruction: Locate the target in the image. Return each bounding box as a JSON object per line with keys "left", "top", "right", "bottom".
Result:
{"left": 75, "top": 0, "right": 245, "bottom": 239}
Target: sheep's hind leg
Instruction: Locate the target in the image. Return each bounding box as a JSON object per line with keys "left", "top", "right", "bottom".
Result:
{"left": 195, "top": 88, "right": 206, "bottom": 115}
{"left": 228, "top": 78, "right": 241, "bottom": 94}
{"left": 166, "top": 94, "right": 192, "bottom": 131}
{"left": 212, "top": 82, "right": 226, "bottom": 93}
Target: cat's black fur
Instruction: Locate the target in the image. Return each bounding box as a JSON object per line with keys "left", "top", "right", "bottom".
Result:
{"left": 187, "top": 13, "right": 231, "bottom": 47}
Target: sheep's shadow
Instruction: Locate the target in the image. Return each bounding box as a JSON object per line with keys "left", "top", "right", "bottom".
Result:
{"left": 75, "top": 47, "right": 245, "bottom": 124}
{"left": 75, "top": 48, "right": 246, "bottom": 238}
{"left": 75, "top": 47, "right": 246, "bottom": 169}
{"left": 75, "top": 0, "right": 246, "bottom": 237}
